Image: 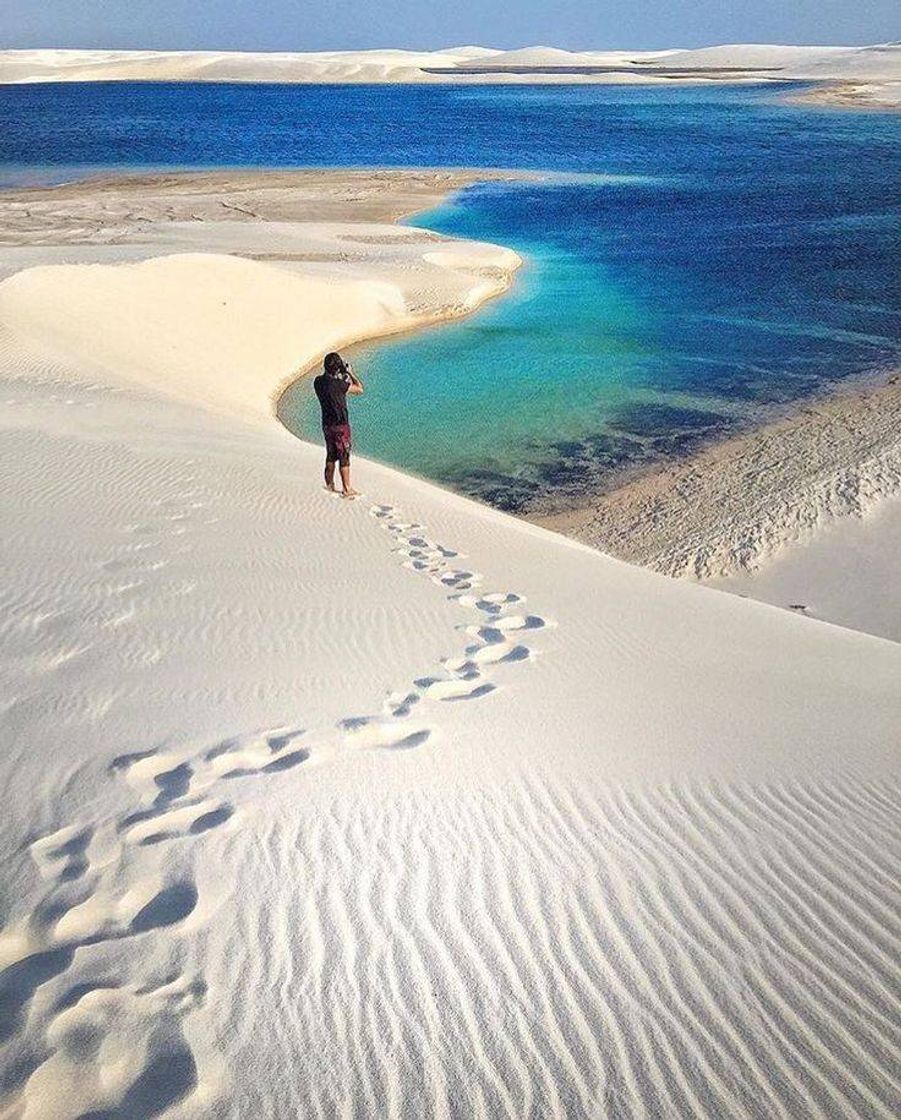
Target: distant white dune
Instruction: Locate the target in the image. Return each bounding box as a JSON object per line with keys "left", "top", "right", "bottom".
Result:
{"left": 1, "top": 42, "right": 898, "bottom": 90}
{"left": 0, "top": 46, "right": 493, "bottom": 85}
{"left": 457, "top": 45, "right": 626, "bottom": 68}
{"left": 661, "top": 43, "right": 848, "bottom": 69}
{"left": 441, "top": 44, "right": 502, "bottom": 58}
{"left": 789, "top": 43, "right": 901, "bottom": 78}
{"left": 665, "top": 42, "right": 901, "bottom": 79}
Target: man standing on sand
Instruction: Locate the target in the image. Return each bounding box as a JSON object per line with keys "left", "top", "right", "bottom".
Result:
{"left": 314, "top": 351, "right": 364, "bottom": 499}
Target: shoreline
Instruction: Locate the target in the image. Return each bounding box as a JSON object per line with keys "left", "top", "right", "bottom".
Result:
{"left": 4, "top": 166, "right": 899, "bottom": 632}
{"left": 787, "top": 79, "right": 901, "bottom": 111}
{"left": 270, "top": 169, "right": 536, "bottom": 415}
{"left": 535, "top": 372, "right": 901, "bottom": 581}
{"left": 0, "top": 167, "right": 528, "bottom": 424}
{"left": 0, "top": 165, "right": 532, "bottom": 226}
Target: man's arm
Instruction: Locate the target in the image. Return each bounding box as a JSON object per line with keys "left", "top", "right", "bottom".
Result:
{"left": 346, "top": 364, "right": 364, "bottom": 396}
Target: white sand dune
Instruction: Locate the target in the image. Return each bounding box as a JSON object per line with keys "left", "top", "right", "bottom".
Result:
{"left": 442, "top": 45, "right": 503, "bottom": 59}
{"left": 457, "top": 46, "right": 637, "bottom": 69}
{"left": 661, "top": 44, "right": 849, "bottom": 70}
{"left": 0, "top": 245, "right": 518, "bottom": 422}
{"left": 0, "top": 47, "right": 494, "bottom": 86}
{"left": 646, "top": 43, "right": 901, "bottom": 105}
{"left": 2, "top": 43, "right": 899, "bottom": 95}
{"left": 785, "top": 43, "right": 901, "bottom": 80}
{"left": 0, "top": 171, "right": 899, "bottom": 1118}
{"left": 779, "top": 45, "right": 901, "bottom": 108}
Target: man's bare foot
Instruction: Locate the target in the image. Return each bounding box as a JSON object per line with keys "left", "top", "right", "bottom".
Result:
{"left": 341, "top": 488, "right": 360, "bottom": 500}
{"left": 324, "top": 483, "right": 337, "bottom": 492}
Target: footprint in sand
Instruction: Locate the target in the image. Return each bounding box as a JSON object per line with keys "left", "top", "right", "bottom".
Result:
{"left": 0, "top": 945, "right": 77, "bottom": 1048}
{"left": 453, "top": 591, "right": 526, "bottom": 613}
{"left": 0, "top": 874, "right": 201, "bottom": 1067}
{"left": 485, "top": 613, "right": 547, "bottom": 632}
{"left": 128, "top": 880, "right": 199, "bottom": 934}
{"left": 111, "top": 749, "right": 191, "bottom": 800}
{"left": 340, "top": 715, "right": 432, "bottom": 751}
{"left": 464, "top": 616, "right": 548, "bottom": 645}
{"left": 444, "top": 642, "right": 533, "bottom": 671}
{"left": 2, "top": 726, "right": 314, "bottom": 1103}
{"left": 417, "top": 675, "right": 497, "bottom": 702}
{"left": 203, "top": 727, "right": 309, "bottom": 779}
{"left": 119, "top": 799, "right": 235, "bottom": 846}
{"left": 397, "top": 544, "right": 460, "bottom": 562}
{"left": 384, "top": 690, "right": 421, "bottom": 719}
{"left": 433, "top": 568, "right": 481, "bottom": 591}
{"left": 29, "top": 825, "right": 95, "bottom": 885}
{"left": 366, "top": 502, "right": 550, "bottom": 732}
{"left": 16, "top": 971, "right": 205, "bottom": 1118}
{"left": 53, "top": 876, "right": 200, "bottom": 946}
{"left": 111, "top": 726, "right": 309, "bottom": 812}
{"left": 108, "top": 730, "right": 312, "bottom": 847}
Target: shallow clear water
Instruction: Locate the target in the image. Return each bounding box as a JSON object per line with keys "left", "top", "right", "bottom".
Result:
{"left": 2, "top": 81, "right": 899, "bottom": 509}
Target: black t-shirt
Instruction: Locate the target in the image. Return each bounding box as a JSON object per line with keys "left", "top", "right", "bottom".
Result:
{"left": 314, "top": 372, "right": 349, "bottom": 428}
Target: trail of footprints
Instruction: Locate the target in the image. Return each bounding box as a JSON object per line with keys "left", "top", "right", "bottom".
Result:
{"left": 0, "top": 501, "right": 550, "bottom": 1116}
{"left": 341, "top": 503, "right": 549, "bottom": 751}
{"left": 0, "top": 729, "right": 311, "bottom": 1115}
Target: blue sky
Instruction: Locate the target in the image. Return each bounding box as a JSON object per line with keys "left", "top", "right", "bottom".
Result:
{"left": 3, "top": 1, "right": 898, "bottom": 51}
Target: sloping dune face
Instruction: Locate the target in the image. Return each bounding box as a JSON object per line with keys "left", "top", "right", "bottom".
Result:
{"left": 0, "top": 217, "right": 899, "bottom": 1116}
{"left": 0, "top": 253, "right": 407, "bottom": 419}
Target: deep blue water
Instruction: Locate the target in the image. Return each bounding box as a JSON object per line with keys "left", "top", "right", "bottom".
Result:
{"left": 3, "top": 82, "right": 900, "bottom": 508}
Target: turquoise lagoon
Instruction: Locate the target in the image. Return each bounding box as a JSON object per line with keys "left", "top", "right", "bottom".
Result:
{"left": 1, "top": 81, "right": 899, "bottom": 509}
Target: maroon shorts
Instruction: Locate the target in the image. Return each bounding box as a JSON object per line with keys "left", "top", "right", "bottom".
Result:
{"left": 323, "top": 423, "right": 352, "bottom": 464}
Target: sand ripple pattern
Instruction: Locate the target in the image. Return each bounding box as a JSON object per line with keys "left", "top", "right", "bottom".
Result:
{"left": 0, "top": 502, "right": 550, "bottom": 1118}
{"left": 224, "top": 775, "right": 901, "bottom": 1120}
{"left": 2, "top": 487, "right": 897, "bottom": 1119}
